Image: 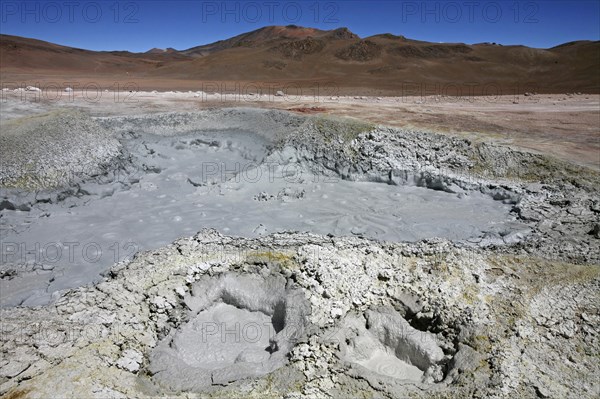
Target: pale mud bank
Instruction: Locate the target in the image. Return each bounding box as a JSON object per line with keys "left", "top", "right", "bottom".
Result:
{"left": 1, "top": 230, "right": 599, "bottom": 398}
{"left": 0, "top": 107, "right": 599, "bottom": 398}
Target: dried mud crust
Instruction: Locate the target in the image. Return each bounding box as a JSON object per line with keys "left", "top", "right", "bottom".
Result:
{"left": 0, "top": 110, "right": 122, "bottom": 190}
{"left": 0, "top": 230, "right": 598, "bottom": 398}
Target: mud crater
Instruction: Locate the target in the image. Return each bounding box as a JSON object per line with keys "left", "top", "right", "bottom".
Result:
{"left": 149, "top": 272, "right": 310, "bottom": 390}
{"left": 336, "top": 306, "right": 449, "bottom": 385}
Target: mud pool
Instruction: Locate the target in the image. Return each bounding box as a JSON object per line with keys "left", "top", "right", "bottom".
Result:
{"left": 1, "top": 130, "right": 524, "bottom": 306}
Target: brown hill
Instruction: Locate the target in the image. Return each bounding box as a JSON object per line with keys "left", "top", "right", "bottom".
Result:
{"left": 1, "top": 26, "right": 598, "bottom": 94}
{"left": 0, "top": 35, "right": 189, "bottom": 75}
{"left": 146, "top": 48, "right": 179, "bottom": 55}
{"left": 179, "top": 25, "right": 358, "bottom": 57}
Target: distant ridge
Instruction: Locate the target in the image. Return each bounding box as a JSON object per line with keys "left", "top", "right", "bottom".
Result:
{"left": 1, "top": 26, "right": 598, "bottom": 93}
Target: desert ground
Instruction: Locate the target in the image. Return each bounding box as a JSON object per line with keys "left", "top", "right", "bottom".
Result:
{"left": 2, "top": 89, "right": 599, "bottom": 168}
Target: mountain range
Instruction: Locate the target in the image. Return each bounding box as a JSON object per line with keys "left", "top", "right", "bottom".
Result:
{"left": 1, "top": 25, "right": 598, "bottom": 94}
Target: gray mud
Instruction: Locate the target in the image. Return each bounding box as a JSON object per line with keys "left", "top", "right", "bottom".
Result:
{"left": 0, "top": 106, "right": 599, "bottom": 399}
{"left": 150, "top": 272, "right": 310, "bottom": 390}
{"left": 1, "top": 112, "right": 528, "bottom": 307}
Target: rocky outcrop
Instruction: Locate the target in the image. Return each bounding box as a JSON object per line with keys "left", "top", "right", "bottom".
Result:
{"left": 335, "top": 40, "right": 382, "bottom": 62}
{"left": 274, "top": 37, "right": 326, "bottom": 60}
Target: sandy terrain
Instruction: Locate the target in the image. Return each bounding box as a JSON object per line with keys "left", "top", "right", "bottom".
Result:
{"left": 2, "top": 89, "right": 598, "bottom": 169}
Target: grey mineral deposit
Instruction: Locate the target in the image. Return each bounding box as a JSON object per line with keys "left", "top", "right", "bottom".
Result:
{"left": 1, "top": 104, "right": 598, "bottom": 399}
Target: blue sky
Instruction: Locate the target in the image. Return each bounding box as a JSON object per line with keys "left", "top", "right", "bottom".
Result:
{"left": 1, "top": 1, "right": 599, "bottom": 52}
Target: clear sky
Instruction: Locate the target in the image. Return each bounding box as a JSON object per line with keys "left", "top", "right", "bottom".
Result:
{"left": 1, "top": 0, "right": 599, "bottom": 52}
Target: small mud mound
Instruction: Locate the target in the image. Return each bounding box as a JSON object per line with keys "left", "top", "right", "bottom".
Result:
{"left": 149, "top": 272, "right": 310, "bottom": 391}
{"left": 336, "top": 40, "right": 382, "bottom": 61}
{"left": 0, "top": 110, "right": 121, "bottom": 190}
{"left": 338, "top": 307, "right": 446, "bottom": 384}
